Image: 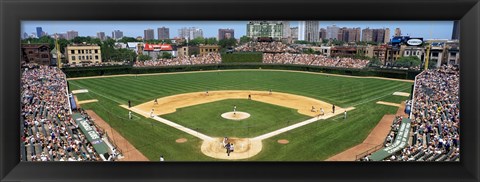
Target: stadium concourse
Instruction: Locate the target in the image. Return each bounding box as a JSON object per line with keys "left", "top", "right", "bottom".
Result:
{"left": 360, "top": 65, "right": 460, "bottom": 161}
{"left": 133, "top": 41, "right": 371, "bottom": 69}
{"left": 21, "top": 64, "right": 120, "bottom": 161}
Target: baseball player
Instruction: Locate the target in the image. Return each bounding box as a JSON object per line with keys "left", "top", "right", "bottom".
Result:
{"left": 344, "top": 110, "right": 347, "bottom": 119}
{"left": 154, "top": 98, "right": 158, "bottom": 105}
{"left": 320, "top": 108, "right": 325, "bottom": 116}
{"left": 311, "top": 106, "right": 316, "bottom": 112}
{"left": 222, "top": 137, "right": 228, "bottom": 148}
{"left": 206, "top": 90, "right": 209, "bottom": 96}
{"left": 129, "top": 111, "right": 132, "bottom": 119}
{"left": 269, "top": 89, "right": 272, "bottom": 95}
{"left": 226, "top": 143, "right": 231, "bottom": 156}
{"left": 332, "top": 105, "right": 335, "bottom": 113}
{"left": 233, "top": 105, "right": 237, "bottom": 115}
{"left": 128, "top": 100, "right": 131, "bottom": 108}
{"left": 150, "top": 108, "right": 154, "bottom": 118}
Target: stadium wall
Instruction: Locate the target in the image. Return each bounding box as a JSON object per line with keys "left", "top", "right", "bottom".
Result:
{"left": 62, "top": 64, "right": 421, "bottom": 80}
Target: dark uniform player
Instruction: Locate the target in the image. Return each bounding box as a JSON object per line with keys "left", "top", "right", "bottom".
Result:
{"left": 128, "top": 100, "right": 131, "bottom": 108}
{"left": 154, "top": 98, "right": 158, "bottom": 105}
{"left": 226, "top": 143, "right": 231, "bottom": 156}
{"left": 332, "top": 105, "right": 335, "bottom": 113}
{"left": 248, "top": 94, "right": 251, "bottom": 100}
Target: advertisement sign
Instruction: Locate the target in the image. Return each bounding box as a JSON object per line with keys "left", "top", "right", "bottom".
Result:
{"left": 406, "top": 38, "right": 424, "bottom": 46}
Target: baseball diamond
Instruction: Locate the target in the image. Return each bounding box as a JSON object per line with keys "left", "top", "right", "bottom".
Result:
{"left": 67, "top": 69, "right": 414, "bottom": 161}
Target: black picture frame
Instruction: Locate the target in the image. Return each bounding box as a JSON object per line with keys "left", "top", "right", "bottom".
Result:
{"left": 1, "top": 0, "right": 479, "bottom": 181}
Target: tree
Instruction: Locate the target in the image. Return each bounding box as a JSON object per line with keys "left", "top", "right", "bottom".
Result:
{"left": 331, "top": 39, "right": 345, "bottom": 46}
{"left": 428, "top": 60, "right": 438, "bottom": 69}
{"left": 118, "top": 37, "right": 138, "bottom": 43}
{"left": 239, "top": 36, "right": 251, "bottom": 44}
{"left": 218, "top": 38, "right": 237, "bottom": 48}
{"left": 161, "top": 52, "right": 173, "bottom": 59}
{"left": 138, "top": 54, "right": 152, "bottom": 61}
{"left": 395, "top": 56, "right": 422, "bottom": 67}
{"left": 110, "top": 48, "right": 137, "bottom": 62}
{"left": 188, "top": 37, "right": 205, "bottom": 46}
{"left": 369, "top": 57, "right": 382, "bottom": 66}
{"left": 205, "top": 37, "right": 218, "bottom": 45}
{"left": 303, "top": 48, "right": 315, "bottom": 54}
{"left": 72, "top": 36, "right": 92, "bottom": 44}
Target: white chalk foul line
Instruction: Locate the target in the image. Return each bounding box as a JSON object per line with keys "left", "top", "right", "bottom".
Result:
{"left": 124, "top": 105, "right": 214, "bottom": 141}
{"left": 252, "top": 107, "right": 356, "bottom": 141}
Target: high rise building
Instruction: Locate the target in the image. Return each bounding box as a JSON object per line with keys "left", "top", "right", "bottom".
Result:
{"left": 362, "top": 28, "right": 388, "bottom": 43}
{"left": 290, "top": 27, "right": 299, "bottom": 40}
{"left": 304, "top": 21, "right": 320, "bottom": 42}
{"left": 373, "top": 29, "right": 386, "bottom": 43}
{"left": 36, "top": 27, "right": 43, "bottom": 38}
{"left": 337, "top": 27, "right": 361, "bottom": 42}
{"left": 23, "top": 32, "right": 29, "bottom": 39}
{"left": 319, "top": 28, "right": 327, "bottom": 40}
{"left": 144, "top": 29, "right": 154, "bottom": 41}
{"left": 384, "top": 28, "right": 391, "bottom": 43}
{"left": 158, "top": 27, "right": 170, "bottom": 40}
{"left": 66, "top": 30, "right": 79, "bottom": 40}
{"left": 394, "top": 28, "right": 401, "bottom": 36}
{"left": 97, "top": 32, "right": 106, "bottom": 41}
{"left": 362, "top": 28, "right": 373, "bottom": 42}
{"left": 112, "top": 30, "right": 124, "bottom": 40}
{"left": 298, "top": 21, "right": 305, "bottom": 41}
{"left": 326, "top": 25, "right": 340, "bottom": 40}
{"left": 282, "top": 21, "right": 291, "bottom": 39}
{"left": 246, "top": 21, "right": 284, "bottom": 40}
{"left": 452, "top": 20, "right": 460, "bottom": 40}
{"left": 218, "top": 29, "right": 235, "bottom": 40}
{"left": 178, "top": 27, "right": 203, "bottom": 40}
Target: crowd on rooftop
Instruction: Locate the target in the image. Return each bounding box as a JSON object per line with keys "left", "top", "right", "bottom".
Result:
{"left": 235, "top": 41, "right": 301, "bottom": 53}
{"left": 133, "top": 53, "right": 221, "bottom": 67}
{"left": 263, "top": 53, "right": 370, "bottom": 69}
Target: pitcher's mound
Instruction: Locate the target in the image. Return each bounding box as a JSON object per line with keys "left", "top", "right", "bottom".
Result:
{"left": 277, "top": 139, "right": 289, "bottom": 144}
{"left": 221, "top": 112, "right": 250, "bottom": 120}
{"left": 176, "top": 138, "right": 188, "bottom": 143}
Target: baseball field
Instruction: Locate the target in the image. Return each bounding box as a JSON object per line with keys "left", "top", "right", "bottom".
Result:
{"left": 68, "top": 69, "right": 413, "bottom": 161}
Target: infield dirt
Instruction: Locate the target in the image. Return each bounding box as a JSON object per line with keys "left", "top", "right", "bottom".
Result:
{"left": 134, "top": 90, "right": 343, "bottom": 118}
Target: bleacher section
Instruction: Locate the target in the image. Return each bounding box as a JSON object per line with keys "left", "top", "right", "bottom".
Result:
{"left": 21, "top": 64, "right": 110, "bottom": 161}
{"left": 365, "top": 65, "right": 460, "bottom": 161}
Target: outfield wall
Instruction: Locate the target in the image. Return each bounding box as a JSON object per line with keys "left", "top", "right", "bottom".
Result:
{"left": 62, "top": 63, "right": 421, "bottom": 80}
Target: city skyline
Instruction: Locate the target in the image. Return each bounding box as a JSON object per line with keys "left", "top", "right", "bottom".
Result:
{"left": 22, "top": 21, "right": 454, "bottom": 40}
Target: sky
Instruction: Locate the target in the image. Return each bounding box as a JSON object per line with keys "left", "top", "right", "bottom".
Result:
{"left": 22, "top": 21, "right": 454, "bottom": 40}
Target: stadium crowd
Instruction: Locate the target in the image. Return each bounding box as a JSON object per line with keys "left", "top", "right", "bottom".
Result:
{"left": 62, "top": 61, "right": 130, "bottom": 68}
{"left": 383, "top": 65, "right": 460, "bottom": 161}
{"left": 133, "top": 52, "right": 221, "bottom": 67}
{"left": 263, "top": 53, "right": 370, "bottom": 69}
{"left": 21, "top": 64, "right": 102, "bottom": 161}
{"left": 235, "top": 41, "right": 301, "bottom": 53}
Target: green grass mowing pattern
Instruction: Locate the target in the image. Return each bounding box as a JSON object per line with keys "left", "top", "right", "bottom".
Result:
{"left": 161, "top": 99, "right": 311, "bottom": 138}
{"left": 247, "top": 102, "right": 399, "bottom": 161}
{"left": 70, "top": 70, "right": 412, "bottom": 107}
{"left": 71, "top": 91, "right": 215, "bottom": 161}
{"left": 69, "top": 70, "right": 412, "bottom": 161}
{"left": 378, "top": 95, "right": 410, "bottom": 104}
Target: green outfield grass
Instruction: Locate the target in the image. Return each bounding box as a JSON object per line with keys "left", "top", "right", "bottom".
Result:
{"left": 69, "top": 69, "right": 413, "bottom": 161}
{"left": 161, "top": 99, "right": 311, "bottom": 138}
